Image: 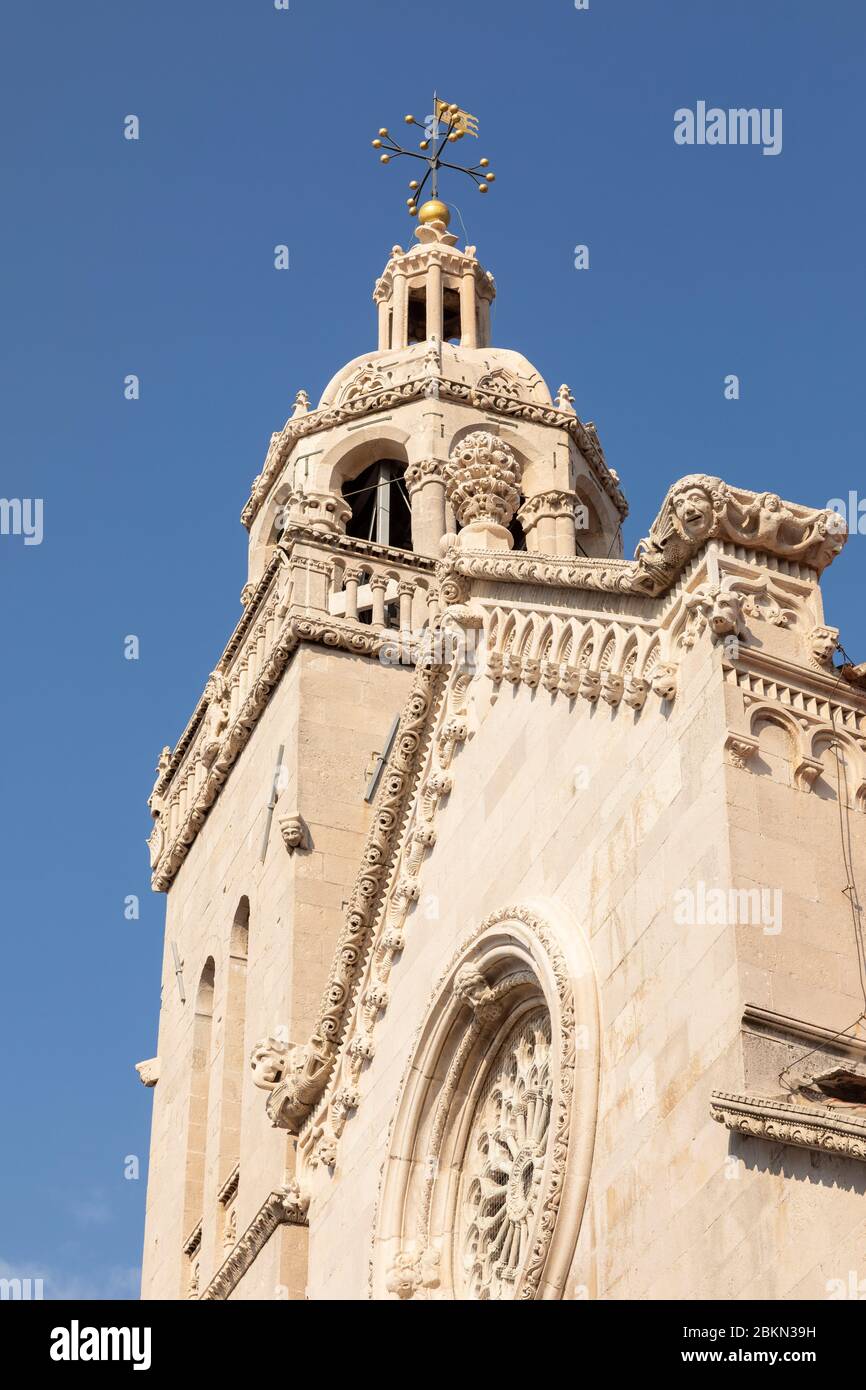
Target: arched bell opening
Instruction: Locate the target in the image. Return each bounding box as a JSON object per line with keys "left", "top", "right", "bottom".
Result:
{"left": 342, "top": 461, "right": 413, "bottom": 552}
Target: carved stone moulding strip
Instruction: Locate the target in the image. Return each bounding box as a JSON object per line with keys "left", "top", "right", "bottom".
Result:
{"left": 199, "top": 1185, "right": 309, "bottom": 1302}
{"left": 741, "top": 1004, "right": 866, "bottom": 1063}
{"left": 724, "top": 649, "right": 866, "bottom": 724}
{"left": 710, "top": 1089, "right": 866, "bottom": 1162}
{"left": 182, "top": 1221, "right": 202, "bottom": 1259}
{"left": 150, "top": 554, "right": 286, "bottom": 804}
{"left": 283, "top": 527, "right": 438, "bottom": 572}
{"left": 217, "top": 1162, "right": 240, "bottom": 1207}
{"left": 438, "top": 547, "right": 636, "bottom": 596}
{"left": 151, "top": 616, "right": 386, "bottom": 891}
{"left": 262, "top": 649, "right": 451, "bottom": 1135}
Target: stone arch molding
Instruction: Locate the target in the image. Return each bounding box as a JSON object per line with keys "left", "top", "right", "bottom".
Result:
{"left": 371, "top": 905, "right": 600, "bottom": 1301}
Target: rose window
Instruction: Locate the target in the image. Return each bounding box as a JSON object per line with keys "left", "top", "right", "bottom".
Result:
{"left": 456, "top": 1007, "right": 552, "bottom": 1300}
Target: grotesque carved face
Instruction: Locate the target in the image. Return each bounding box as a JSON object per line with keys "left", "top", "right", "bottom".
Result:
{"left": 579, "top": 669, "right": 601, "bottom": 701}
{"left": 600, "top": 673, "right": 624, "bottom": 706}
{"left": 651, "top": 663, "right": 678, "bottom": 701}
{"left": 673, "top": 488, "right": 715, "bottom": 543}
{"left": 809, "top": 625, "right": 839, "bottom": 664}
{"left": 250, "top": 1037, "right": 288, "bottom": 1090}
{"left": 709, "top": 591, "right": 741, "bottom": 638}
{"left": 623, "top": 676, "right": 649, "bottom": 710}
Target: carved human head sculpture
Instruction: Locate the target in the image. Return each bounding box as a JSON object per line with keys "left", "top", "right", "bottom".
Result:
{"left": 809, "top": 624, "right": 840, "bottom": 665}
{"left": 671, "top": 483, "right": 719, "bottom": 544}
{"left": 249, "top": 1036, "right": 289, "bottom": 1090}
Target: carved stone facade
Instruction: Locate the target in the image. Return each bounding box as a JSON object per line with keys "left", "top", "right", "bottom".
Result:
{"left": 141, "top": 213, "right": 866, "bottom": 1303}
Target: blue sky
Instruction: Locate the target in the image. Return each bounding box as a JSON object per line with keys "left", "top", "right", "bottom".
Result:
{"left": 1, "top": 0, "right": 864, "bottom": 1299}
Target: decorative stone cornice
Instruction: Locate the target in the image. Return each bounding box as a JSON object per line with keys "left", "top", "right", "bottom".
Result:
{"left": 216, "top": 1162, "right": 240, "bottom": 1207}
{"left": 150, "top": 614, "right": 387, "bottom": 891}
{"left": 435, "top": 476, "right": 848, "bottom": 600}
{"left": 182, "top": 1221, "right": 202, "bottom": 1259}
{"left": 199, "top": 1183, "right": 309, "bottom": 1301}
{"left": 135, "top": 1057, "right": 160, "bottom": 1088}
{"left": 710, "top": 1089, "right": 866, "bottom": 1162}
{"left": 633, "top": 476, "right": 846, "bottom": 595}
{"left": 240, "top": 377, "right": 626, "bottom": 532}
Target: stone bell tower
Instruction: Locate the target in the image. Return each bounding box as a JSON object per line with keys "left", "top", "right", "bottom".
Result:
{"left": 138, "top": 186, "right": 625, "bottom": 1300}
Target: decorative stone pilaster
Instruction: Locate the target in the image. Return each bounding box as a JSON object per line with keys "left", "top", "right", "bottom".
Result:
{"left": 444, "top": 431, "right": 522, "bottom": 551}
{"left": 405, "top": 458, "right": 448, "bottom": 557}
{"left": 518, "top": 490, "right": 580, "bottom": 556}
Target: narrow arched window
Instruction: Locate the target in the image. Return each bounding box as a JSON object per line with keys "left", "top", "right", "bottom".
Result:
{"left": 182, "top": 958, "right": 215, "bottom": 1278}
{"left": 216, "top": 899, "right": 249, "bottom": 1254}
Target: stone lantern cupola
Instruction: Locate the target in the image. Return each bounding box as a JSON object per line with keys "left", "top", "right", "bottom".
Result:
{"left": 372, "top": 205, "right": 495, "bottom": 351}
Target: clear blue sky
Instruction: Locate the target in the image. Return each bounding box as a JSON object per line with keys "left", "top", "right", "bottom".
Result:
{"left": 1, "top": 0, "right": 864, "bottom": 1299}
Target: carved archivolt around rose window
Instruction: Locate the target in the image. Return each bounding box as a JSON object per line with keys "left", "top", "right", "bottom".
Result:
{"left": 371, "top": 906, "right": 600, "bottom": 1301}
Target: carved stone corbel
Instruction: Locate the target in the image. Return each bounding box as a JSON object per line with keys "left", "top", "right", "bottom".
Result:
{"left": 793, "top": 754, "right": 824, "bottom": 792}
{"left": 278, "top": 813, "right": 307, "bottom": 853}
{"left": 725, "top": 733, "right": 760, "bottom": 770}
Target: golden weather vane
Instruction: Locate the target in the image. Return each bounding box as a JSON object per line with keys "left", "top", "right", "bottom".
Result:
{"left": 372, "top": 94, "right": 496, "bottom": 226}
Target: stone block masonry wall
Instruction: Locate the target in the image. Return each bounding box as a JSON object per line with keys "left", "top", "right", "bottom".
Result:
{"left": 140, "top": 645, "right": 411, "bottom": 1300}
{"left": 306, "top": 631, "right": 866, "bottom": 1299}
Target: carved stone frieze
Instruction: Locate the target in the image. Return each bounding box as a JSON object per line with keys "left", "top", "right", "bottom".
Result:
{"left": 710, "top": 1090, "right": 866, "bottom": 1162}
{"left": 633, "top": 476, "right": 846, "bottom": 596}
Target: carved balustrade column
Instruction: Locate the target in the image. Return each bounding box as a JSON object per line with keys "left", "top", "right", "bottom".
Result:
{"left": 370, "top": 572, "right": 388, "bottom": 627}
{"left": 397, "top": 579, "right": 414, "bottom": 635}
{"left": 405, "top": 458, "right": 448, "bottom": 558}
{"left": 343, "top": 566, "right": 362, "bottom": 622}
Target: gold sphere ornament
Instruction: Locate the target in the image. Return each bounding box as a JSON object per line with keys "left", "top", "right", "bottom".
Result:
{"left": 408, "top": 204, "right": 418, "bottom": 216}
{"left": 372, "top": 139, "right": 382, "bottom": 148}
{"left": 417, "top": 198, "right": 451, "bottom": 227}
{"left": 409, "top": 179, "right": 419, "bottom": 189}
{"left": 404, "top": 114, "right": 414, "bottom": 124}
{"left": 449, "top": 103, "right": 459, "bottom": 113}
{"left": 448, "top": 132, "right": 459, "bottom": 142}
{"left": 378, "top": 127, "right": 389, "bottom": 137}
{"left": 380, "top": 154, "right": 391, "bottom": 164}
{"left": 479, "top": 158, "right": 489, "bottom": 167}
{"left": 486, "top": 173, "right": 496, "bottom": 182}
{"left": 478, "top": 183, "right": 488, "bottom": 193}
{"left": 419, "top": 139, "right": 429, "bottom": 150}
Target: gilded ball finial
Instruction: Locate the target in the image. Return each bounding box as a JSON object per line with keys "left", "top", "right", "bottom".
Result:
{"left": 417, "top": 198, "right": 450, "bottom": 227}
